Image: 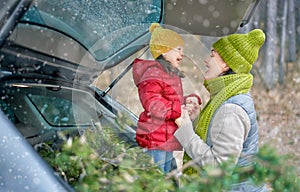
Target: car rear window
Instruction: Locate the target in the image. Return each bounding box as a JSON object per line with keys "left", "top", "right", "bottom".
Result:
{"left": 20, "top": 0, "right": 162, "bottom": 61}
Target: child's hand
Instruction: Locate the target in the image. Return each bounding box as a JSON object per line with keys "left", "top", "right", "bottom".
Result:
{"left": 185, "top": 95, "right": 201, "bottom": 121}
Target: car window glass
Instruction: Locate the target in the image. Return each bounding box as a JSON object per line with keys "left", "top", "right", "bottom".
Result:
{"left": 20, "top": 0, "right": 162, "bottom": 61}
{"left": 28, "top": 94, "right": 84, "bottom": 126}
{"left": 0, "top": 83, "right": 104, "bottom": 128}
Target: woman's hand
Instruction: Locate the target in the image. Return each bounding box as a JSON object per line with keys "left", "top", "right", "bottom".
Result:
{"left": 175, "top": 106, "right": 192, "bottom": 127}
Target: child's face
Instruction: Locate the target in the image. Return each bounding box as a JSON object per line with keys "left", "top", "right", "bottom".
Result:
{"left": 162, "top": 46, "right": 184, "bottom": 68}
{"left": 185, "top": 96, "right": 201, "bottom": 121}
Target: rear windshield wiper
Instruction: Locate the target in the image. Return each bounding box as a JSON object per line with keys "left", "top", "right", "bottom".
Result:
{"left": 100, "top": 47, "right": 149, "bottom": 97}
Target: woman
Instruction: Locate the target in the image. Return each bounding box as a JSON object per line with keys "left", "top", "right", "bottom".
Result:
{"left": 174, "top": 29, "right": 268, "bottom": 191}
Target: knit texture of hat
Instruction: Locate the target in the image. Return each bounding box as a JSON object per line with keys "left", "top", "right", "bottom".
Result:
{"left": 149, "top": 23, "right": 184, "bottom": 59}
{"left": 212, "top": 29, "right": 265, "bottom": 74}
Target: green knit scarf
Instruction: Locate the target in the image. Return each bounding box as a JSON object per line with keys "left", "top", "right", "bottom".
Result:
{"left": 183, "top": 73, "right": 253, "bottom": 174}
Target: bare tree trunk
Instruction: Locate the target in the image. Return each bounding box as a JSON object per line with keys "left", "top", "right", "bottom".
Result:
{"left": 279, "top": 0, "right": 288, "bottom": 84}
{"left": 287, "top": 0, "right": 297, "bottom": 62}
{"left": 262, "top": 0, "right": 277, "bottom": 90}
{"left": 296, "top": 0, "right": 300, "bottom": 55}
{"left": 295, "top": 0, "right": 300, "bottom": 71}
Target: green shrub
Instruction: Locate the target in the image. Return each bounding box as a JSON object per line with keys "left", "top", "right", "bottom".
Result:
{"left": 37, "top": 125, "right": 300, "bottom": 191}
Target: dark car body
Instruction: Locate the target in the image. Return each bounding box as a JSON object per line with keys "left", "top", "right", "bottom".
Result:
{"left": 0, "top": 0, "right": 261, "bottom": 191}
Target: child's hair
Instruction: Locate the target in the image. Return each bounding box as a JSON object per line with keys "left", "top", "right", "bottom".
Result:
{"left": 184, "top": 93, "right": 202, "bottom": 105}
{"left": 156, "top": 55, "right": 185, "bottom": 78}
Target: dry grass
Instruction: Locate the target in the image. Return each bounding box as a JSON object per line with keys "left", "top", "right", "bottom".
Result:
{"left": 252, "top": 69, "right": 300, "bottom": 176}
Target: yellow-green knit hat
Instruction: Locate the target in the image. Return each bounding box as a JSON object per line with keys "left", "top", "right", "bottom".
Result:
{"left": 149, "top": 23, "right": 184, "bottom": 59}
{"left": 212, "top": 29, "right": 265, "bottom": 74}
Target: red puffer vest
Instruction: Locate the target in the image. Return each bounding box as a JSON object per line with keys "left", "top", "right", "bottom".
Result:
{"left": 132, "top": 58, "right": 183, "bottom": 151}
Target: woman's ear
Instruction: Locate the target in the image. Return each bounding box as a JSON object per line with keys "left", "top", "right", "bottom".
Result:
{"left": 224, "top": 65, "right": 230, "bottom": 71}
{"left": 221, "top": 61, "right": 230, "bottom": 72}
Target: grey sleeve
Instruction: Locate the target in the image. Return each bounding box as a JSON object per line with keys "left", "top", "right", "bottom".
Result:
{"left": 174, "top": 103, "right": 250, "bottom": 167}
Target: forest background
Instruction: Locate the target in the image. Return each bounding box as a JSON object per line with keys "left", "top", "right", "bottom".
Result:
{"left": 241, "top": 0, "right": 300, "bottom": 175}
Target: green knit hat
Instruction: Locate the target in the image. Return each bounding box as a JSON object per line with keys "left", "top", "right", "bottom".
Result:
{"left": 212, "top": 29, "right": 265, "bottom": 74}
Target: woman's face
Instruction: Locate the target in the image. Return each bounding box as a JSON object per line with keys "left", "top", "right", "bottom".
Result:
{"left": 204, "top": 49, "right": 229, "bottom": 80}
{"left": 162, "top": 46, "right": 184, "bottom": 68}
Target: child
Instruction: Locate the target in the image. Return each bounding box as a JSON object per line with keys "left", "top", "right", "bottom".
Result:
{"left": 184, "top": 93, "right": 202, "bottom": 121}
{"left": 132, "top": 23, "right": 185, "bottom": 173}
